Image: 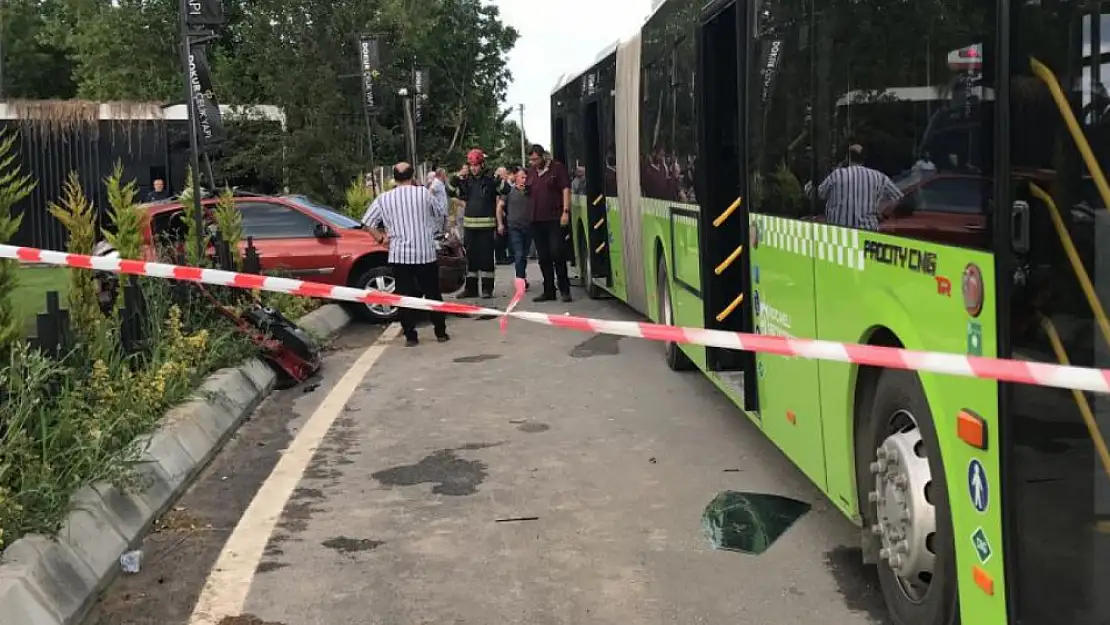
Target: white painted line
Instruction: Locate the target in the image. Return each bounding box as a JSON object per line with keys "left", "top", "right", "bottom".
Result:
{"left": 187, "top": 323, "right": 400, "bottom": 625}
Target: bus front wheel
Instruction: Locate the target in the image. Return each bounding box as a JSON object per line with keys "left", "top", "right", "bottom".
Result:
{"left": 861, "top": 369, "right": 959, "bottom": 625}
{"left": 656, "top": 257, "right": 693, "bottom": 371}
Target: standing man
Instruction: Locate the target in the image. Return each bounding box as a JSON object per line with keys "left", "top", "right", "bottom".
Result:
{"left": 497, "top": 167, "right": 532, "bottom": 289}
{"left": 146, "top": 178, "right": 170, "bottom": 202}
{"left": 816, "top": 144, "right": 903, "bottom": 231}
{"left": 447, "top": 149, "right": 509, "bottom": 298}
{"left": 493, "top": 166, "right": 513, "bottom": 265}
{"left": 525, "top": 144, "right": 572, "bottom": 302}
{"left": 426, "top": 168, "right": 449, "bottom": 233}
{"left": 362, "top": 162, "right": 450, "bottom": 347}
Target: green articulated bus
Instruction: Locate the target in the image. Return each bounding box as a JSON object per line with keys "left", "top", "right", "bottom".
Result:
{"left": 550, "top": 0, "right": 1109, "bottom": 623}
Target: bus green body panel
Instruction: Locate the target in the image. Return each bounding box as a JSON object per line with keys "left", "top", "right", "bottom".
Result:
{"left": 747, "top": 213, "right": 1007, "bottom": 624}
{"left": 642, "top": 198, "right": 706, "bottom": 368}
{"left": 583, "top": 194, "right": 1010, "bottom": 623}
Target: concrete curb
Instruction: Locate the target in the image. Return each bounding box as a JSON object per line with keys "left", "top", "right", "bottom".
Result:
{"left": 0, "top": 304, "right": 353, "bottom": 625}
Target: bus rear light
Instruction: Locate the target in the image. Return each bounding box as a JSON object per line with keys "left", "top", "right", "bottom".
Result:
{"left": 957, "top": 409, "right": 987, "bottom": 449}
{"left": 962, "top": 263, "right": 984, "bottom": 317}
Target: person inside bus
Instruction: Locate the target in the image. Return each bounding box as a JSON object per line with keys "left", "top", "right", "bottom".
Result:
{"left": 816, "top": 144, "right": 903, "bottom": 230}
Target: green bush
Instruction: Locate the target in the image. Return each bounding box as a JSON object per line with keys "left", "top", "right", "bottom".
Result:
{"left": 0, "top": 162, "right": 261, "bottom": 549}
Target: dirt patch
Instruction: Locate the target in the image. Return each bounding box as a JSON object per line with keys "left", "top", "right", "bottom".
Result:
{"left": 256, "top": 561, "right": 288, "bottom": 573}
{"left": 155, "top": 507, "right": 206, "bottom": 533}
{"left": 217, "top": 615, "right": 286, "bottom": 625}
{"left": 517, "top": 421, "right": 550, "bottom": 433}
{"left": 453, "top": 354, "right": 501, "bottom": 363}
{"left": 371, "top": 444, "right": 497, "bottom": 496}
{"left": 322, "top": 536, "right": 385, "bottom": 553}
{"left": 569, "top": 334, "right": 622, "bottom": 358}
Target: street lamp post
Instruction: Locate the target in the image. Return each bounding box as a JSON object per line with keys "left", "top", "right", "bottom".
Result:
{"left": 517, "top": 103, "right": 526, "bottom": 165}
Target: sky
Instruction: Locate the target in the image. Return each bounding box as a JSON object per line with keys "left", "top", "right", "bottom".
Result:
{"left": 494, "top": 0, "right": 654, "bottom": 150}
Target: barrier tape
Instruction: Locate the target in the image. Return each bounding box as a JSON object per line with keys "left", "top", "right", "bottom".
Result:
{"left": 499, "top": 278, "right": 526, "bottom": 335}
{"left": 5, "top": 244, "right": 1110, "bottom": 394}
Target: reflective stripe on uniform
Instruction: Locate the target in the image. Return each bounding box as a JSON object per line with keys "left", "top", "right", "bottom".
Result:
{"left": 477, "top": 270, "right": 495, "bottom": 278}
{"left": 463, "top": 216, "right": 496, "bottom": 228}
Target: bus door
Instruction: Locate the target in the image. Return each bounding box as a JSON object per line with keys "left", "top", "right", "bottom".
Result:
{"left": 695, "top": 0, "right": 757, "bottom": 411}
{"left": 581, "top": 79, "right": 613, "bottom": 287}
{"left": 999, "top": 4, "right": 1110, "bottom": 623}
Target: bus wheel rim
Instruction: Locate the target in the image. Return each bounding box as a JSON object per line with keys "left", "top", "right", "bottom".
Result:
{"left": 869, "top": 409, "right": 937, "bottom": 604}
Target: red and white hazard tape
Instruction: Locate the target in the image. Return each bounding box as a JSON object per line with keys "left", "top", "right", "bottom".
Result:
{"left": 5, "top": 243, "right": 1110, "bottom": 394}
{"left": 500, "top": 278, "right": 526, "bottom": 335}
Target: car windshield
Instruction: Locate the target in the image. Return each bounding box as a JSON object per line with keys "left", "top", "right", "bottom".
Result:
{"left": 283, "top": 195, "right": 363, "bottom": 229}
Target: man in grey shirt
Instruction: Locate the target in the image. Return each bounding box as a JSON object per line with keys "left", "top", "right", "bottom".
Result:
{"left": 497, "top": 167, "right": 532, "bottom": 288}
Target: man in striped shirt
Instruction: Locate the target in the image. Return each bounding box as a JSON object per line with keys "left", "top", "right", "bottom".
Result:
{"left": 817, "top": 145, "right": 902, "bottom": 231}
{"left": 362, "top": 162, "right": 450, "bottom": 347}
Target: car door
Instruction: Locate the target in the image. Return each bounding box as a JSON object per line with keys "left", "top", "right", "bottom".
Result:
{"left": 237, "top": 200, "right": 338, "bottom": 279}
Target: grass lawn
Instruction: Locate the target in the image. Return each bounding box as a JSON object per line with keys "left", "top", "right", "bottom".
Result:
{"left": 13, "top": 266, "right": 69, "bottom": 334}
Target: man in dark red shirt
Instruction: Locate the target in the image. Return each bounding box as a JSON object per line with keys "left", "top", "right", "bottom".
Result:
{"left": 524, "top": 144, "right": 572, "bottom": 302}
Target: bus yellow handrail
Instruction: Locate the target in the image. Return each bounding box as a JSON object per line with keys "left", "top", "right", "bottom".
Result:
{"left": 713, "top": 197, "right": 743, "bottom": 228}
{"left": 714, "top": 244, "right": 744, "bottom": 275}
{"left": 592, "top": 194, "right": 605, "bottom": 206}
{"left": 593, "top": 218, "right": 605, "bottom": 230}
{"left": 1030, "top": 57, "right": 1110, "bottom": 213}
{"left": 595, "top": 242, "right": 606, "bottom": 254}
{"left": 1039, "top": 315, "right": 1110, "bottom": 483}
{"left": 1029, "top": 183, "right": 1110, "bottom": 346}
{"left": 715, "top": 292, "right": 744, "bottom": 322}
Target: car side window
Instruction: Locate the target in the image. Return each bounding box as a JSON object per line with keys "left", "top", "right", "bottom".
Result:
{"left": 917, "top": 178, "right": 987, "bottom": 215}
{"left": 238, "top": 202, "right": 319, "bottom": 239}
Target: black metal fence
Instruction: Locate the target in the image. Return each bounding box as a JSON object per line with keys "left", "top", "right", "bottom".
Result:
{"left": 4, "top": 119, "right": 176, "bottom": 251}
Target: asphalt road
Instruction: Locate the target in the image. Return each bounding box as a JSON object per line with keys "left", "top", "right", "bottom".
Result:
{"left": 82, "top": 265, "right": 890, "bottom": 625}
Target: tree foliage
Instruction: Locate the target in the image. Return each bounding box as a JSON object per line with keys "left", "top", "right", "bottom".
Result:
{"left": 4, "top": 0, "right": 520, "bottom": 205}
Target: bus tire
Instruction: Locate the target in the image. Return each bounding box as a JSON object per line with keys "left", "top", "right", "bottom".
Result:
{"left": 859, "top": 369, "right": 959, "bottom": 625}
{"left": 656, "top": 257, "right": 693, "bottom": 371}
{"left": 578, "top": 224, "right": 603, "bottom": 299}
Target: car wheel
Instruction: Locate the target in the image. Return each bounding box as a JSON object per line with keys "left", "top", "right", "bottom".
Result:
{"left": 352, "top": 266, "right": 400, "bottom": 323}
{"left": 860, "top": 369, "right": 959, "bottom": 625}
{"left": 657, "top": 256, "right": 693, "bottom": 371}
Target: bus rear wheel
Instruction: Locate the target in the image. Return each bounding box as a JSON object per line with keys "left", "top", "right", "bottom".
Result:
{"left": 656, "top": 257, "right": 693, "bottom": 371}
{"left": 861, "top": 369, "right": 959, "bottom": 625}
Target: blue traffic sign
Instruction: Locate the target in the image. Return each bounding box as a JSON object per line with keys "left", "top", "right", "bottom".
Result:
{"left": 968, "top": 459, "right": 989, "bottom": 513}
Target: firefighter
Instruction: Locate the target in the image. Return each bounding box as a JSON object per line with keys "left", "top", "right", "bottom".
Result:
{"left": 447, "top": 149, "right": 509, "bottom": 298}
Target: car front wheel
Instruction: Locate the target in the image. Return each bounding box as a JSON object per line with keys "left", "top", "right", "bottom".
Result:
{"left": 352, "top": 266, "right": 400, "bottom": 323}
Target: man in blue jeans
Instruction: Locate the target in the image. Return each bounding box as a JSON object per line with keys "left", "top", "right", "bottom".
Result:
{"left": 497, "top": 167, "right": 532, "bottom": 290}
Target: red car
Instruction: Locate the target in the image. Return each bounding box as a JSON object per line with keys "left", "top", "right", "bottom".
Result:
{"left": 878, "top": 172, "right": 989, "bottom": 247}
{"left": 142, "top": 194, "right": 399, "bottom": 321}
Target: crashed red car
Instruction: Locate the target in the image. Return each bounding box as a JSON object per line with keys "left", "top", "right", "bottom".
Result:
{"left": 140, "top": 193, "right": 465, "bottom": 322}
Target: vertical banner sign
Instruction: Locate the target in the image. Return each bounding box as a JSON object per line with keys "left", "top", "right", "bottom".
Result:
{"left": 413, "top": 68, "right": 428, "bottom": 124}
{"left": 185, "top": 0, "right": 224, "bottom": 27}
{"left": 188, "top": 44, "right": 224, "bottom": 151}
{"left": 359, "top": 36, "right": 381, "bottom": 116}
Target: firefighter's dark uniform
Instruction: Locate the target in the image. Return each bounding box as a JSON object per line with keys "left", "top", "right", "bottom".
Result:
{"left": 447, "top": 170, "right": 509, "bottom": 297}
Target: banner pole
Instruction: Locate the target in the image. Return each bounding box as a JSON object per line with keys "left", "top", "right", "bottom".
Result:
{"left": 178, "top": 0, "right": 205, "bottom": 260}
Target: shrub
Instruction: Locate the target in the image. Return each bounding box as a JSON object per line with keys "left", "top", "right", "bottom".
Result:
{"left": 343, "top": 177, "right": 375, "bottom": 221}
{"left": 212, "top": 186, "right": 243, "bottom": 269}
{"left": 0, "top": 281, "right": 254, "bottom": 547}
{"left": 47, "top": 172, "right": 101, "bottom": 339}
{"left": 0, "top": 129, "right": 36, "bottom": 353}
{"left": 103, "top": 160, "right": 145, "bottom": 261}
{"left": 178, "top": 167, "right": 208, "bottom": 267}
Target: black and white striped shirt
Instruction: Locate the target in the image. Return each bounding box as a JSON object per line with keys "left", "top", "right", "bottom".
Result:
{"left": 361, "top": 184, "right": 446, "bottom": 265}
{"left": 817, "top": 165, "right": 902, "bottom": 230}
